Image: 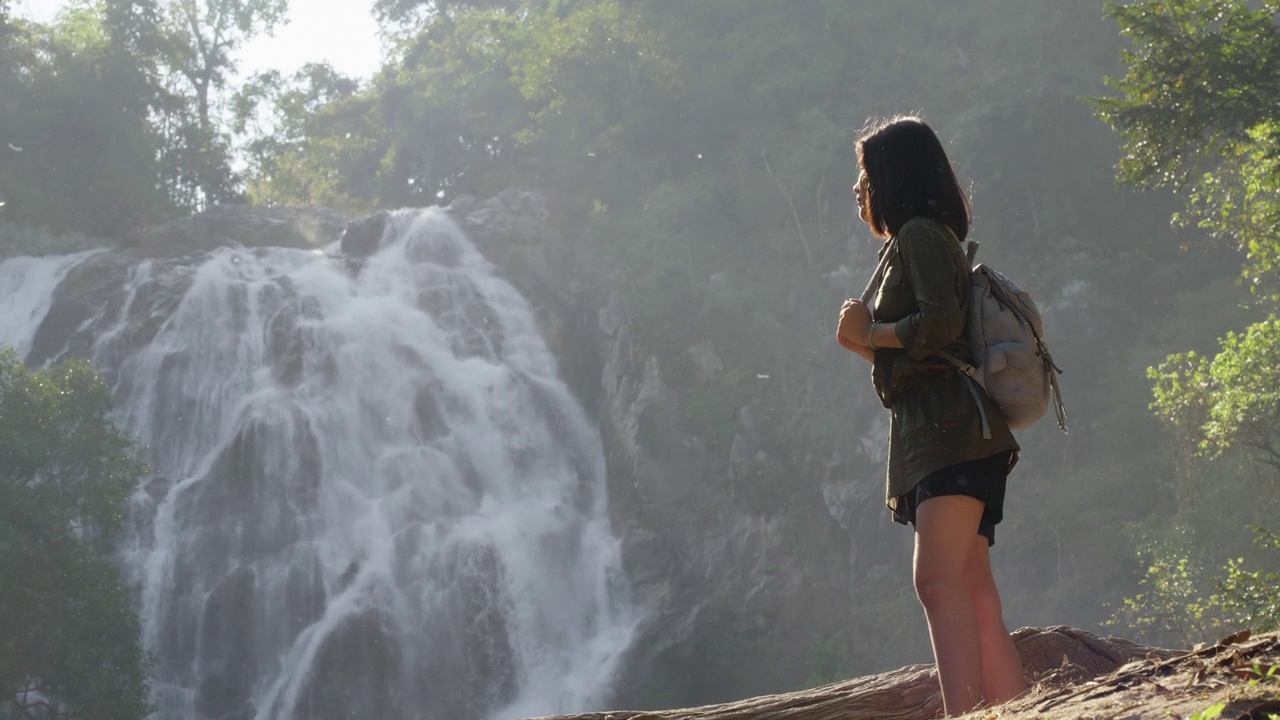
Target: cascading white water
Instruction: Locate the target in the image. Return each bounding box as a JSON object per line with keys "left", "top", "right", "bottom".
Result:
{"left": 0, "top": 209, "right": 637, "bottom": 720}
{"left": 0, "top": 250, "right": 103, "bottom": 359}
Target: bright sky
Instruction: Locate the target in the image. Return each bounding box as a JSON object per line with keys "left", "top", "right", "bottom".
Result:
{"left": 10, "top": 0, "right": 386, "bottom": 80}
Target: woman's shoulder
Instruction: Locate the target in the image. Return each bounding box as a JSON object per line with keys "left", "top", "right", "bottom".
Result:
{"left": 895, "top": 217, "right": 960, "bottom": 254}
{"left": 897, "top": 216, "right": 957, "bottom": 242}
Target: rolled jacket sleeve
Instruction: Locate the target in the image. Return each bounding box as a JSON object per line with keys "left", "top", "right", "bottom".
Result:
{"left": 891, "top": 221, "right": 967, "bottom": 360}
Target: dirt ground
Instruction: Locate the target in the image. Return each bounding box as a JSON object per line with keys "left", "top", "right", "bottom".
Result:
{"left": 968, "top": 628, "right": 1280, "bottom": 720}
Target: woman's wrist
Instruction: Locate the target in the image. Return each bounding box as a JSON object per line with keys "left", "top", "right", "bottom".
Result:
{"left": 867, "top": 320, "right": 881, "bottom": 350}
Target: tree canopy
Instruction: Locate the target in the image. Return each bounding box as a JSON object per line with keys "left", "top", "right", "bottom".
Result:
{"left": 1093, "top": 0, "right": 1280, "bottom": 293}
{"left": 0, "top": 0, "right": 290, "bottom": 238}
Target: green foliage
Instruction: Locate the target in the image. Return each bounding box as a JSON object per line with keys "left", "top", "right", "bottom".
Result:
{"left": 1183, "top": 120, "right": 1280, "bottom": 296}
{"left": 249, "top": 0, "right": 685, "bottom": 210}
{"left": 233, "top": 63, "right": 363, "bottom": 207}
{"left": 1191, "top": 703, "right": 1226, "bottom": 720}
{"left": 1092, "top": 0, "right": 1280, "bottom": 295}
{"left": 1151, "top": 316, "right": 1280, "bottom": 470}
{"left": 511, "top": 1, "right": 680, "bottom": 173}
{"left": 0, "top": 10, "right": 171, "bottom": 236}
{"left": 1247, "top": 660, "right": 1280, "bottom": 687}
{"left": 1109, "top": 529, "right": 1212, "bottom": 646}
{"left": 1131, "top": 328, "right": 1280, "bottom": 644}
{"left": 157, "top": 0, "right": 288, "bottom": 208}
{"left": 0, "top": 0, "right": 294, "bottom": 225}
{"left": 373, "top": 0, "right": 520, "bottom": 29}
{"left": 1211, "top": 528, "right": 1280, "bottom": 635}
{"left": 1095, "top": 0, "right": 1280, "bottom": 647}
{"left": 262, "top": 6, "right": 533, "bottom": 208}
{"left": 1111, "top": 526, "right": 1280, "bottom": 647}
{"left": 0, "top": 348, "right": 151, "bottom": 719}
{"left": 1093, "top": 0, "right": 1280, "bottom": 190}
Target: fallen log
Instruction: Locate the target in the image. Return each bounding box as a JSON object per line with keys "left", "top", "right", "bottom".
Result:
{"left": 526, "top": 626, "right": 1183, "bottom": 720}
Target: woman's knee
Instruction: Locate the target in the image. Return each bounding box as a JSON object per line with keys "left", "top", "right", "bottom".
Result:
{"left": 967, "top": 577, "right": 1005, "bottom": 627}
{"left": 964, "top": 549, "right": 1008, "bottom": 628}
{"left": 913, "top": 562, "right": 967, "bottom": 610}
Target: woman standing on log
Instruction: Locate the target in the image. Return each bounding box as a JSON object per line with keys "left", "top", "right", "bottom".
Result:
{"left": 836, "top": 116, "right": 1027, "bottom": 716}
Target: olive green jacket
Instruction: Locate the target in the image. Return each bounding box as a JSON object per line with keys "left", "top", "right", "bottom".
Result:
{"left": 867, "top": 217, "right": 1019, "bottom": 522}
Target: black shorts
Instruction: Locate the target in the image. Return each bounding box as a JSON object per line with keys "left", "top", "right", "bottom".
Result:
{"left": 901, "top": 451, "right": 1014, "bottom": 547}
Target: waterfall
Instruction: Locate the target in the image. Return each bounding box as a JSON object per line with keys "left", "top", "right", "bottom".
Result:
{"left": 0, "top": 249, "right": 103, "bottom": 359}
{"left": 0, "top": 209, "right": 637, "bottom": 720}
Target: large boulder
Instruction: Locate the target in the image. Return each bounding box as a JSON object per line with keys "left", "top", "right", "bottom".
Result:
{"left": 340, "top": 210, "right": 391, "bottom": 257}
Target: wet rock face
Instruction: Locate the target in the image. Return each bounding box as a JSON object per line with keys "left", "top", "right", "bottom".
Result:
{"left": 139, "top": 205, "right": 349, "bottom": 257}
{"left": 26, "top": 251, "right": 137, "bottom": 366}
{"left": 448, "top": 189, "right": 570, "bottom": 301}
{"left": 452, "top": 188, "right": 552, "bottom": 246}
{"left": 288, "top": 609, "right": 409, "bottom": 720}
{"left": 341, "top": 211, "right": 390, "bottom": 257}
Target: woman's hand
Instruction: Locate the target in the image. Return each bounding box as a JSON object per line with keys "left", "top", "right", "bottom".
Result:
{"left": 846, "top": 343, "right": 875, "bottom": 363}
{"left": 837, "top": 299, "right": 875, "bottom": 362}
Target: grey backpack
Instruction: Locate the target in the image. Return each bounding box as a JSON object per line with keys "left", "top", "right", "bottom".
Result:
{"left": 937, "top": 240, "right": 1067, "bottom": 436}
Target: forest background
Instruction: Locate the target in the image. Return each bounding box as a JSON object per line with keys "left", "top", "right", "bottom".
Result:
{"left": 1, "top": 0, "right": 1279, "bottom": 717}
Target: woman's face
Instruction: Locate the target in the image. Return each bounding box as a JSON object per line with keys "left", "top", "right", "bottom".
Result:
{"left": 854, "top": 169, "right": 871, "bottom": 225}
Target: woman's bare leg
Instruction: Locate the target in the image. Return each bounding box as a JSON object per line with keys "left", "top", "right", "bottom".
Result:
{"left": 914, "top": 495, "right": 986, "bottom": 716}
{"left": 963, "top": 535, "right": 1027, "bottom": 705}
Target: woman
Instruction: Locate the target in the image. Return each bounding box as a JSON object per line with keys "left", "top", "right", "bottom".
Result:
{"left": 836, "top": 116, "right": 1027, "bottom": 716}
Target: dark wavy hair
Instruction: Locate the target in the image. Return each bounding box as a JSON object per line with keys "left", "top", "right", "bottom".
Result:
{"left": 856, "top": 116, "right": 970, "bottom": 242}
